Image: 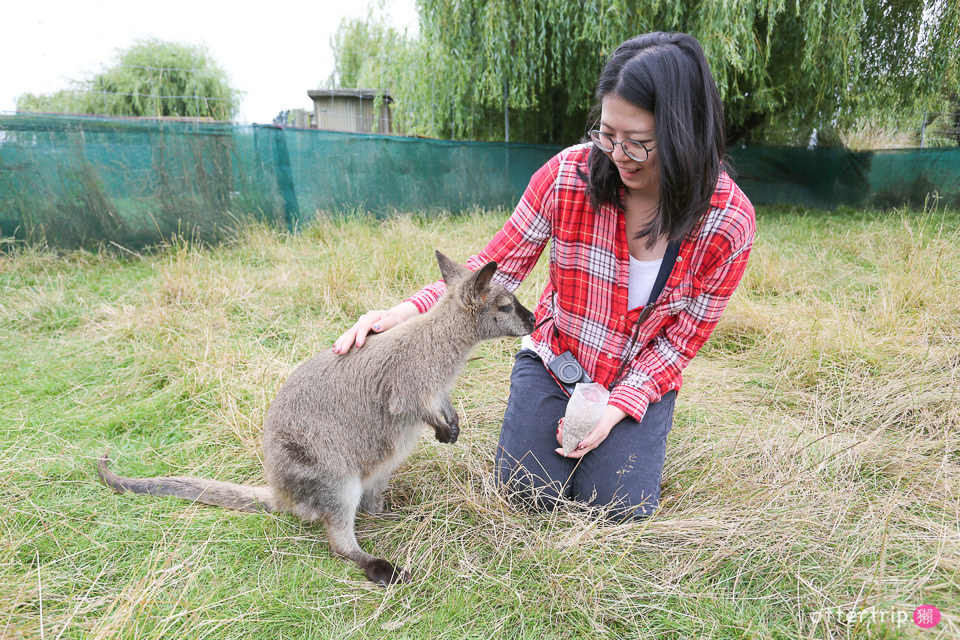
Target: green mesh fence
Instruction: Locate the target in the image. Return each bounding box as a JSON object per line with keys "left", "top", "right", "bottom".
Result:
{"left": 1, "top": 113, "right": 958, "bottom": 250}
{"left": 727, "top": 145, "right": 960, "bottom": 210}
{"left": 0, "top": 113, "right": 559, "bottom": 249}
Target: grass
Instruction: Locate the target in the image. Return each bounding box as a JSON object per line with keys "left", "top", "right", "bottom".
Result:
{"left": 1, "top": 205, "right": 958, "bottom": 639}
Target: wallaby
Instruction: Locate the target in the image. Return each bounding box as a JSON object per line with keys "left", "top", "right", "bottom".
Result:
{"left": 97, "top": 251, "right": 536, "bottom": 585}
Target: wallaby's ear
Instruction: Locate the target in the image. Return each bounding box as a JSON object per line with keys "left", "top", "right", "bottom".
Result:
{"left": 468, "top": 261, "right": 498, "bottom": 300}
{"left": 435, "top": 250, "right": 468, "bottom": 284}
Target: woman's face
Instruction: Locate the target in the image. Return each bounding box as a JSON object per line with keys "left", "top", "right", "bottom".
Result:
{"left": 598, "top": 94, "right": 659, "bottom": 195}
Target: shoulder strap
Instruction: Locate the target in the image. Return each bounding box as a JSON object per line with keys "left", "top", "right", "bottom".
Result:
{"left": 646, "top": 241, "right": 681, "bottom": 306}
{"left": 616, "top": 240, "right": 684, "bottom": 383}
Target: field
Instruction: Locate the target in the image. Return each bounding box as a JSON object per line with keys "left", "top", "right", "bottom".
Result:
{"left": 1, "top": 205, "right": 958, "bottom": 639}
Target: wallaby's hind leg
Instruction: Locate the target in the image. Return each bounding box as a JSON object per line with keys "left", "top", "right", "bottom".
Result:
{"left": 310, "top": 476, "right": 410, "bottom": 585}
{"left": 323, "top": 508, "right": 410, "bottom": 585}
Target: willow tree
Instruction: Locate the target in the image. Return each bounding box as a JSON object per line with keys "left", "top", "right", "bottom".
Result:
{"left": 327, "top": 14, "right": 411, "bottom": 90}
{"left": 16, "top": 39, "right": 241, "bottom": 121}
{"left": 380, "top": 0, "right": 960, "bottom": 144}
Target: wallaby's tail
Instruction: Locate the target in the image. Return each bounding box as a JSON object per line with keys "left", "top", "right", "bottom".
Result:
{"left": 97, "top": 452, "right": 276, "bottom": 514}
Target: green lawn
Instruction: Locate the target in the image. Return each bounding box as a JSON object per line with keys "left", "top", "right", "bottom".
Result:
{"left": 1, "top": 206, "right": 957, "bottom": 639}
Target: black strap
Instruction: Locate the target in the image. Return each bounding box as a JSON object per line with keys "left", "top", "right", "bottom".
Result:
{"left": 634, "top": 241, "right": 681, "bottom": 331}
{"left": 551, "top": 241, "right": 682, "bottom": 336}
{"left": 548, "top": 241, "right": 684, "bottom": 390}
{"left": 534, "top": 240, "right": 685, "bottom": 395}
{"left": 646, "top": 241, "right": 681, "bottom": 306}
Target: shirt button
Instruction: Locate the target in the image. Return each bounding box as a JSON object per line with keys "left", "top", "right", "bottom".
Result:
{"left": 676, "top": 256, "right": 683, "bottom": 262}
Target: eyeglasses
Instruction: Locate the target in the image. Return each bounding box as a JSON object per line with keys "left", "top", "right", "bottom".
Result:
{"left": 589, "top": 130, "right": 657, "bottom": 163}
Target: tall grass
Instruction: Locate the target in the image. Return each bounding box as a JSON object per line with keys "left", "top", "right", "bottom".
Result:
{"left": 1, "top": 205, "right": 957, "bottom": 639}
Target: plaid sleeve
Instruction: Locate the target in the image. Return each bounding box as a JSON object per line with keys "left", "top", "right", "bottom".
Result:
{"left": 608, "top": 197, "right": 756, "bottom": 421}
{"left": 405, "top": 153, "right": 560, "bottom": 312}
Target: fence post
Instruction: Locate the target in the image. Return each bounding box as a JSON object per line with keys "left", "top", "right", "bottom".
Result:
{"left": 273, "top": 128, "right": 300, "bottom": 231}
{"left": 920, "top": 111, "right": 927, "bottom": 148}
{"left": 503, "top": 76, "right": 510, "bottom": 143}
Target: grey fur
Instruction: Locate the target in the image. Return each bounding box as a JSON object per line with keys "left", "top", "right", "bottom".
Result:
{"left": 97, "top": 251, "right": 535, "bottom": 586}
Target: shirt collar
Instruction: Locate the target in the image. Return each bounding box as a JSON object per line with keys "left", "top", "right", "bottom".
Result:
{"left": 710, "top": 170, "right": 732, "bottom": 209}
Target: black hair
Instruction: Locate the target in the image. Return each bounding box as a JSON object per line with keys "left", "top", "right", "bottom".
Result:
{"left": 581, "top": 32, "right": 725, "bottom": 246}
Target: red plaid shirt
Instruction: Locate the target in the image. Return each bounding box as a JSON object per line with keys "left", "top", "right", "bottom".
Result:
{"left": 407, "top": 143, "right": 755, "bottom": 422}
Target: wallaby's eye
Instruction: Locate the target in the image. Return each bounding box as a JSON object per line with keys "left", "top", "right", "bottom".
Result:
{"left": 498, "top": 303, "right": 513, "bottom": 313}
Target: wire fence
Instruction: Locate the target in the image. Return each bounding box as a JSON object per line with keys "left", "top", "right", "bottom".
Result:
{"left": 920, "top": 111, "right": 960, "bottom": 147}
{"left": 0, "top": 112, "right": 563, "bottom": 249}
{"left": 2, "top": 111, "right": 959, "bottom": 252}
{"left": 836, "top": 111, "right": 960, "bottom": 151}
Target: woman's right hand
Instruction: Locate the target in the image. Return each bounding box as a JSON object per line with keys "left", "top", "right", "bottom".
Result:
{"left": 331, "top": 301, "right": 420, "bottom": 354}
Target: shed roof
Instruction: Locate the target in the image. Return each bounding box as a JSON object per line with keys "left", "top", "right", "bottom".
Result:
{"left": 307, "top": 89, "right": 393, "bottom": 103}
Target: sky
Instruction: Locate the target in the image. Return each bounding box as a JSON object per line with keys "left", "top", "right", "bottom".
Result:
{"left": 1, "top": 0, "right": 419, "bottom": 124}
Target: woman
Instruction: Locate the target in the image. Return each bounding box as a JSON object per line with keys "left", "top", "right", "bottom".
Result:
{"left": 333, "top": 32, "right": 755, "bottom": 521}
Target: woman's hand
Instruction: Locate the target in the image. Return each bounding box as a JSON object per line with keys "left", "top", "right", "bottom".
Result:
{"left": 556, "top": 405, "right": 628, "bottom": 458}
{"left": 331, "top": 301, "right": 420, "bottom": 354}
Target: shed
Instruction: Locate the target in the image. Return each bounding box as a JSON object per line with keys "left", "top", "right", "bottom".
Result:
{"left": 307, "top": 89, "right": 393, "bottom": 135}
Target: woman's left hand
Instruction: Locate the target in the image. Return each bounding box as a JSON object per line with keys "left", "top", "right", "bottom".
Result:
{"left": 556, "top": 405, "right": 628, "bottom": 458}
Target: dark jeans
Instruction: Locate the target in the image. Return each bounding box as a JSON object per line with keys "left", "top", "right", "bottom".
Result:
{"left": 495, "top": 349, "right": 676, "bottom": 521}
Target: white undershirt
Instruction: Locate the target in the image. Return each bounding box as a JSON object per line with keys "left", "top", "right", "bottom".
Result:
{"left": 628, "top": 254, "right": 663, "bottom": 310}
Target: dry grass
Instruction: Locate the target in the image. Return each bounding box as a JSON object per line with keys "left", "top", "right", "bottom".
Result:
{"left": 0, "top": 205, "right": 958, "bottom": 639}
{"left": 840, "top": 122, "right": 919, "bottom": 151}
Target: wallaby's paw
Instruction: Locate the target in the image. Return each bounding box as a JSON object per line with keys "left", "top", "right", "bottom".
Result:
{"left": 435, "top": 412, "right": 460, "bottom": 444}
{"left": 360, "top": 503, "right": 387, "bottom": 516}
{"left": 365, "top": 558, "right": 411, "bottom": 586}
{"left": 359, "top": 494, "right": 386, "bottom": 515}
{"left": 435, "top": 424, "right": 457, "bottom": 443}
